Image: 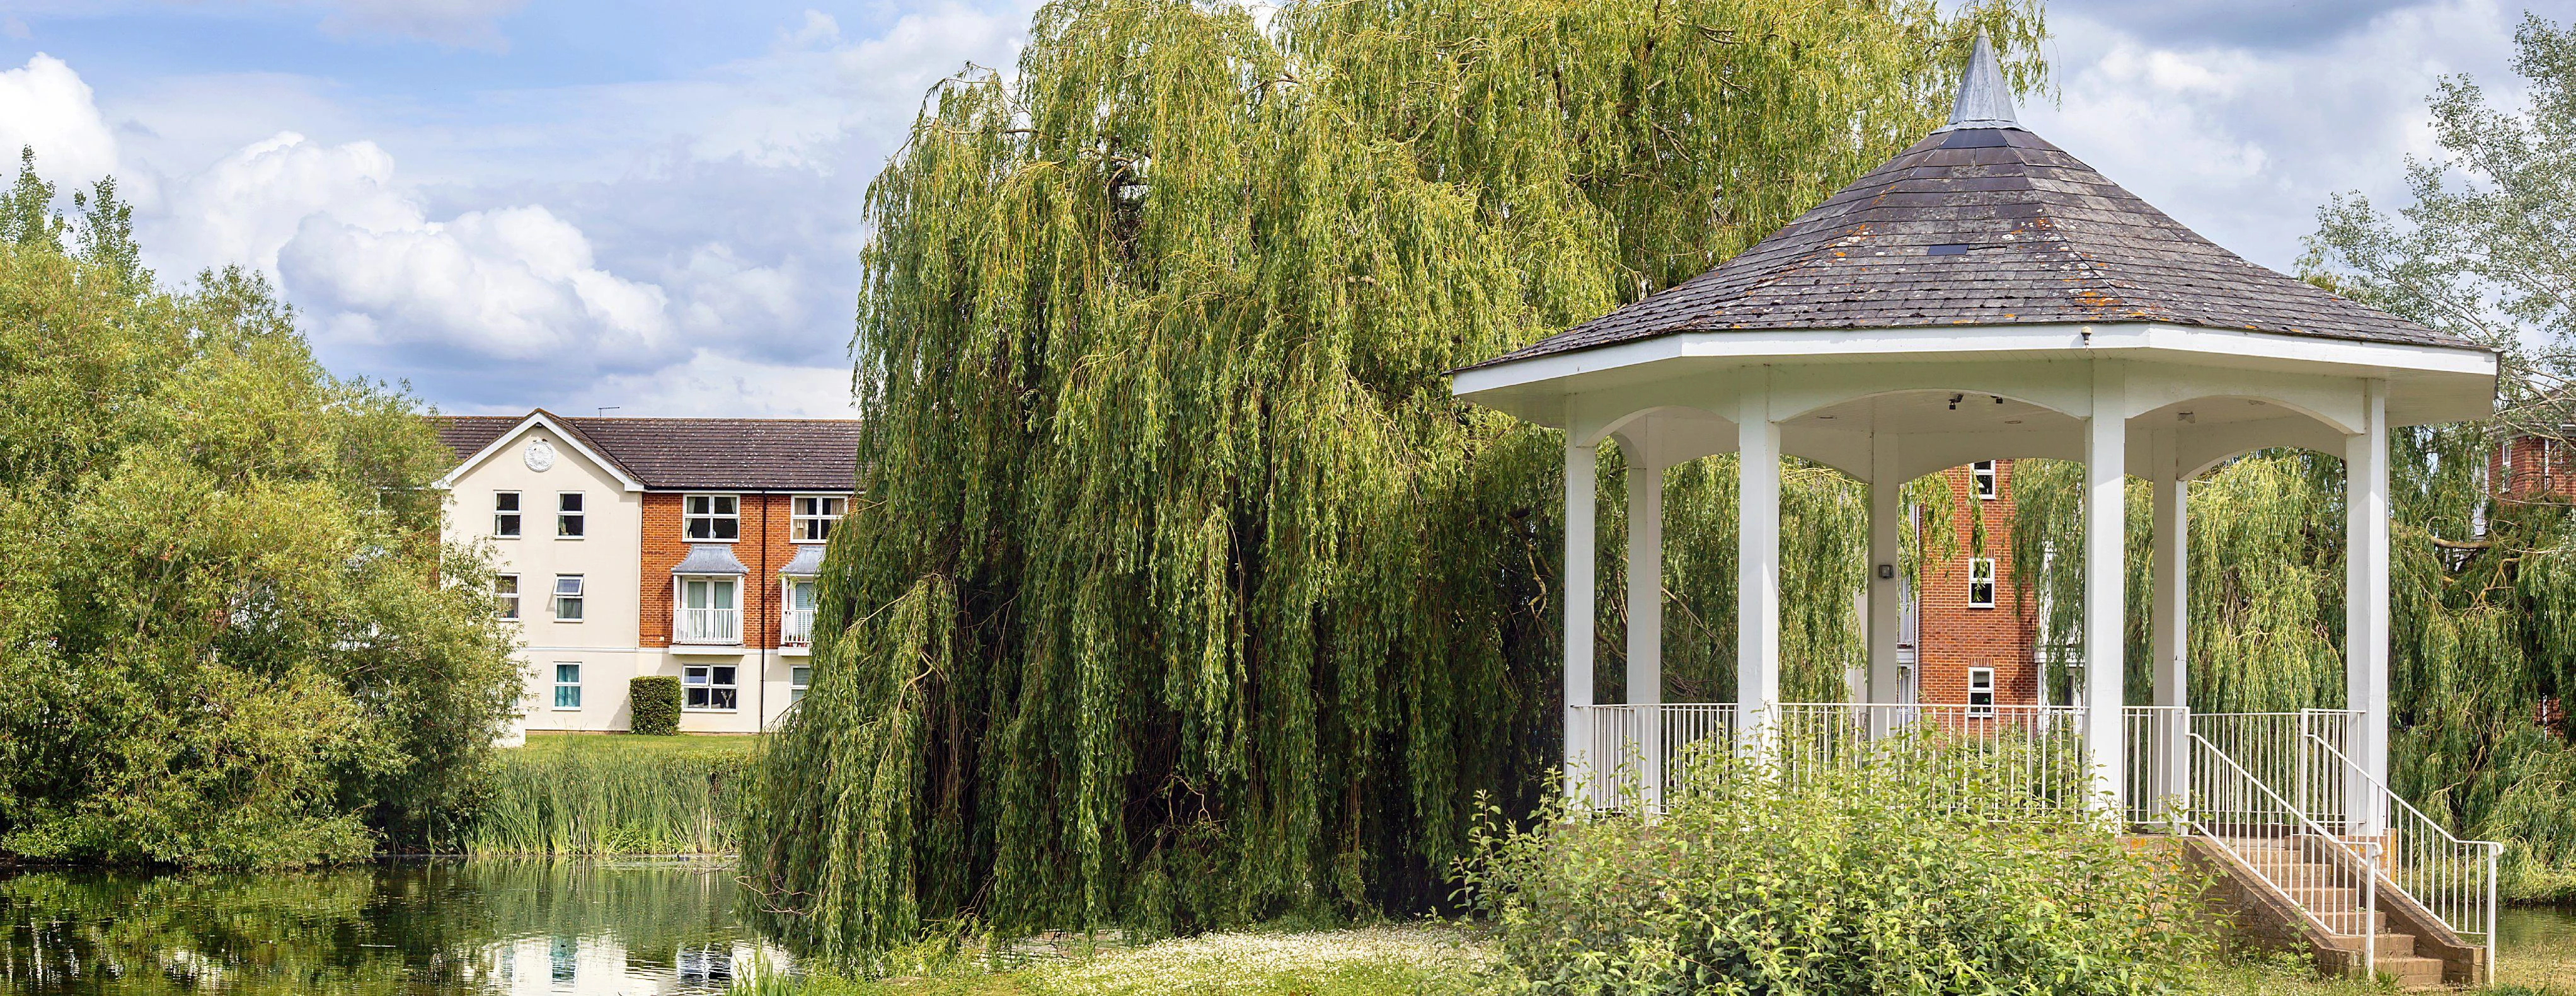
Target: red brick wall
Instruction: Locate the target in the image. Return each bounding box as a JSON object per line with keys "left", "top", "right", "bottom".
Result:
{"left": 1914, "top": 460, "right": 2044, "bottom": 707}
{"left": 638, "top": 492, "right": 800, "bottom": 649}
{"left": 2492, "top": 435, "right": 2576, "bottom": 501}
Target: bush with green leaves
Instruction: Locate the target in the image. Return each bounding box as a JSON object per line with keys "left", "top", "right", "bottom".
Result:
{"left": 0, "top": 149, "right": 520, "bottom": 867}
{"left": 630, "top": 677, "right": 682, "bottom": 736}
{"left": 1456, "top": 741, "right": 2209, "bottom": 995}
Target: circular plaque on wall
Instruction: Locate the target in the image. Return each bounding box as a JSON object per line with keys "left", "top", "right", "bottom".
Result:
{"left": 524, "top": 439, "right": 556, "bottom": 472}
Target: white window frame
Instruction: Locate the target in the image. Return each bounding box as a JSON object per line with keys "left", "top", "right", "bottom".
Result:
{"left": 494, "top": 491, "right": 522, "bottom": 538}
{"left": 552, "top": 662, "right": 582, "bottom": 710}
{"left": 791, "top": 495, "right": 844, "bottom": 543}
{"left": 553, "top": 575, "right": 585, "bottom": 621}
{"left": 1967, "top": 557, "right": 1996, "bottom": 609}
{"left": 790, "top": 665, "right": 812, "bottom": 705}
{"left": 556, "top": 491, "right": 585, "bottom": 539}
{"left": 783, "top": 576, "right": 817, "bottom": 644}
{"left": 675, "top": 575, "right": 742, "bottom": 645}
{"left": 1971, "top": 460, "right": 1999, "bottom": 500}
{"left": 684, "top": 493, "right": 740, "bottom": 542}
{"left": 494, "top": 573, "right": 520, "bottom": 620}
{"left": 683, "top": 664, "right": 740, "bottom": 712}
{"left": 1968, "top": 667, "right": 1996, "bottom": 718}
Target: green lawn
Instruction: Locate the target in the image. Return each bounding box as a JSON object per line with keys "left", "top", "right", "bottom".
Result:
{"left": 514, "top": 731, "right": 762, "bottom": 760}
{"left": 732, "top": 925, "right": 1492, "bottom": 996}
{"left": 731, "top": 925, "right": 2576, "bottom": 996}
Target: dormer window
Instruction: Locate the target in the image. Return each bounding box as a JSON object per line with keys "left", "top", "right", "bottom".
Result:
{"left": 792, "top": 495, "right": 844, "bottom": 542}
{"left": 684, "top": 495, "right": 739, "bottom": 541}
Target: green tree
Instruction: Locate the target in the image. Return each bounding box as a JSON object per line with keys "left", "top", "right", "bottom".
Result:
{"left": 739, "top": 0, "right": 2042, "bottom": 958}
{"left": 0, "top": 151, "right": 522, "bottom": 867}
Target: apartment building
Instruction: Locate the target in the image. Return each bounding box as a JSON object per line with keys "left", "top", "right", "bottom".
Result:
{"left": 434, "top": 409, "right": 862, "bottom": 736}
{"left": 1904, "top": 459, "right": 2049, "bottom": 713}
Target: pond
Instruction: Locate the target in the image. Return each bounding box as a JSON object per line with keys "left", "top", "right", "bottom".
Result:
{"left": 0, "top": 859, "right": 789, "bottom": 995}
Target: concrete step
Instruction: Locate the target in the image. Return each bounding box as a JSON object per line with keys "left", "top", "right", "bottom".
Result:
{"left": 2323, "top": 932, "right": 2421, "bottom": 959}
{"left": 2374, "top": 954, "right": 2447, "bottom": 988}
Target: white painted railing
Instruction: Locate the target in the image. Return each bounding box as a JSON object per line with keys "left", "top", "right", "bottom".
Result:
{"left": 2183, "top": 731, "right": 2381, "bottom": 976}
{"left": 2192, "top": 711, "right": 2354, "bottom": 828}
{"left": 781, "top": 607, "right": 816, "bottom": 645}
{"left": 2307, "top": 733, "right": 2500, "bottom": 970}
{"left": 676, "top": 607, "right": 740, "bottom": 645}
{"left": 2124, "top": 705, "right": 2189, "bottom": 827}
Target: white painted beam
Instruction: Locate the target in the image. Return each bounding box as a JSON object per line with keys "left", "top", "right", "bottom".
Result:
{"left": 2345, "top": 381, "right": 2391, "bottom": 833}
{"left": 1867, "top": 433, "right": 1903, "bottom": 734}
{"left": 1626, "top": 457, "right": 1664, "bottom": 811}
{"left": 2084, "top": 362, "right": 2128, "bottom": 812}
{"left": 1564, "top": 438, "right": 1596, "bottom": 807}
{"left": 1738, "top": 369, "right": 1782, "bottom": 755}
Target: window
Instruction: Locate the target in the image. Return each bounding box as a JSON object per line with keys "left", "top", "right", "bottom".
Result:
{"left": 556, "top": 492, "right": 585, "bottom": 538}
{"left": 792, "top": 495, "right": 844, "bottom": 542}
{"left": 553, "top": 663, "right": 582, "bottom": 709}
{"left": 783, "top": 578, "right": 817, "bottom": 644}
{"left": 684, "top": 664, "right": 739, "bottom": 711}
{"left": 684, "top": 494, "right": 739, "bottom": 541}
{"left": 790, "top": 665, "right": 812, "bottom": 705}
{"left": 494, "top": 574, "right": 520, "bottom": 619}
{"left": 1968, "top": 667, "right": 1996, "bottom": 717}
{"left": 553, "top": 575, "right": 585, "bottom": 621}
{"left": 1971, "top": 460, "right": 1999, "bottom": 500}
{"left": 1967, "top": 558, "right": 1996, "bottom": 608}
{"left": 494, "top": 491, "right": 522, "bottom": 537}
{"left": 677, "top": 576, "right": 740, "bottom": 644}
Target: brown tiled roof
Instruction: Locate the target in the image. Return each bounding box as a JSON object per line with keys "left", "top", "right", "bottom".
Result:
{"left": 433, "top": 410, "right": 863, "bottom": 491}
{"left": 1470, "top": 125, "right": 2474, "bottom": 370}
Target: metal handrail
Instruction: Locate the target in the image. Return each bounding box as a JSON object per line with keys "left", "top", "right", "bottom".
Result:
{"left": 2306, "top": 732, "right": 2501, "bottom": 973}
{"left": 2184, "top": 731, "right": 2381, "bottom": 977}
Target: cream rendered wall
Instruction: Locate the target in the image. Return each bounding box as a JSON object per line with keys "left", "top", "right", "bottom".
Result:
{"left": 442, "top": 424, "right": 648, "bottom": 736}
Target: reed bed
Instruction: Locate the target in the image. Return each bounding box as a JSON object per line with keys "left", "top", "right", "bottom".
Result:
{"left": 464, "top": 735, "right": 752, "bottom": 856}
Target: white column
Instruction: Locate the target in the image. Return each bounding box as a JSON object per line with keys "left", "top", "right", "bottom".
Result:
{"left": 2151, "top": 430, "right": 2189, "bottom": 817}
{"left": 1565, "top": 438, "right": 1597, "bottom": 806}
{"left": 2346, "top": 381, "right": 2391, "bottom": 833}
{"left": 1626, "top": 456, "right": 1664, "bottom": 810}
{"left": 2084, "top": 362, "right": 2128, "bottom": 812}
{"left": 1737, "top": 370, "right": 1781, "bottom": 755}
{"left": 1867, "top": 434, "right": 1904, "bottom": 736}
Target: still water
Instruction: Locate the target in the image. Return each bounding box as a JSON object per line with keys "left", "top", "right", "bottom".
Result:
{"left": 0, "top": 859, "right": 788, "bottom": 995}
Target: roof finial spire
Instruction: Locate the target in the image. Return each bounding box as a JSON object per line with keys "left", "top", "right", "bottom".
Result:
{"left": 1936, "top": 30, "right": 2020, "bottom": 133}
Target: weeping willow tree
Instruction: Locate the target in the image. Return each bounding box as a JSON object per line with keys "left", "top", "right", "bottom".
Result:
{"left": 737, "top": 0, "right": 2042, "bottom": 958}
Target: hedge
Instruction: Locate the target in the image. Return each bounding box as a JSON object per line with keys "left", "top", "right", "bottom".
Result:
{"left": 630, "top": 676, "right": 682, "bottom": 735}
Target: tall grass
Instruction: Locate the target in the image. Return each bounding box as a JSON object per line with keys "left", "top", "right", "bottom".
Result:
{"left": 464, "top": 736, "right": 750, "bottom": 855}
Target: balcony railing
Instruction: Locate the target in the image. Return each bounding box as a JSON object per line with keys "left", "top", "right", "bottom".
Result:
{"left": 676, "top": 607, "right": 740, "bottom": 645}
{"left": 781, "top": 607, "right": 815, "bottom": 645}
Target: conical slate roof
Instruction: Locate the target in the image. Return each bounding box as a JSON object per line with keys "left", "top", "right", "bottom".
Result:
{"left": 1471, "top": 38, "right": 2470, "bottom": 369}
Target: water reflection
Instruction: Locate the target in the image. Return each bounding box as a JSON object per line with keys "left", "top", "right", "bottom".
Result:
{"left": 0, "top": 859, "right": 788, "bottom": 994}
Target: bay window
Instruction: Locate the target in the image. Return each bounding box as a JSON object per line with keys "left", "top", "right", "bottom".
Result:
{"left": 676, "top": 575, "right": 740, "bottom": 644}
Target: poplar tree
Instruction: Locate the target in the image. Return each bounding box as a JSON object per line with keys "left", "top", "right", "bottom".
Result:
{"left": 738, "top": 0, "right": 2042, "bottom": 956}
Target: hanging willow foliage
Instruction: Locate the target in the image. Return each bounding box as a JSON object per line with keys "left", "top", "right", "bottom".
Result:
{"left": 736, "top": 0, "right": 2042, "bottom": 958}
{"left": 2010, "top": 429, "right": 2576, "bottom": 897}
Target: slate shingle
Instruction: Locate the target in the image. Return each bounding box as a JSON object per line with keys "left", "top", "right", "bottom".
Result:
{"left": 1466, "top": 125, "right": 2470, "bottom": 371}
{"left": 433, "top": 411, "right": 864, "bottom": 491}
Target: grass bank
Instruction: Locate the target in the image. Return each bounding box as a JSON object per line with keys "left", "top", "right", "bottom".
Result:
{"left": 727, "top": 925, "right": 2576, "bottom": 996}
{"left": 462, "top": 733, "right": 756, "bottom": 856}
{"left": 730, "top": 924, "right": 1492, "bottom": 996}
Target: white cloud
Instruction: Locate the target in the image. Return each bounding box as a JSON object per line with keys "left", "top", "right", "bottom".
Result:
{"left": 0, "top": 54, "right": 117, "bottom": 187}
{"left": 549, "top": 348, "right": 858, "bottom": 418}
{"left": 2022, "top": 0, "right": 2523, "bottom": 271}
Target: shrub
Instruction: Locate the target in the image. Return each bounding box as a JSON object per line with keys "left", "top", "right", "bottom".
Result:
{"left": 630, "top": 677, "right": 682, "bottom": 736}
{"left": 1457, "top": 740, "right": 2209, "bottom": 995}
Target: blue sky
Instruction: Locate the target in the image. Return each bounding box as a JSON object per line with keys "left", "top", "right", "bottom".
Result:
{"left": 0, "top": 0, "right": 2563, "bottom": 416}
